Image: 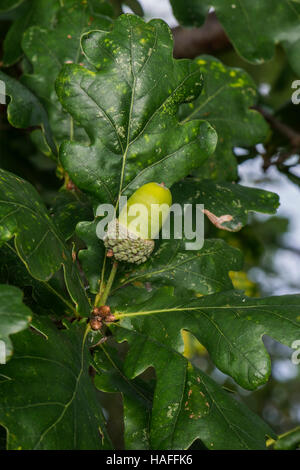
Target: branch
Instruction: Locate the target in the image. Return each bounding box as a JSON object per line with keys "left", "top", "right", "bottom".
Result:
{"left": 253, "top": 106, "right": 300, "bottom": 171}
{"left": 279, "top": 245, "right": 300, "bottom": 258}
{"left": 172, "top": 13, "right": 231, "bottom": 59}
{"left": 255, "top": 107, "right": 300, "bottom": 148}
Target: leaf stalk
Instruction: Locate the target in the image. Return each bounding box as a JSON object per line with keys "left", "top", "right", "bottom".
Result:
{"left": 95, "top": 261, "right": 118, "bottom": 307}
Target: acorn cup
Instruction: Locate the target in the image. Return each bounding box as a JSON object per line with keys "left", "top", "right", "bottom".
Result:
{"left": 104, "top": 182, "right": 172, "bottom": 264}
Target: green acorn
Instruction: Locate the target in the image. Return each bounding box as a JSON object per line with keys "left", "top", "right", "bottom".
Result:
{"left": 104, "top": 182, "right": 172, "bottom": 264}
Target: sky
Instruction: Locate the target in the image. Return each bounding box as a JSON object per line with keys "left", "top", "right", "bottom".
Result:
{"left": 124, "top": 0, "right": 178, "bottom": 26}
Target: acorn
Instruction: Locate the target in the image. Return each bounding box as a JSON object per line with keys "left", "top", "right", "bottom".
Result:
{"left": 104, "top": 182, "right": 172, "bottom": 264}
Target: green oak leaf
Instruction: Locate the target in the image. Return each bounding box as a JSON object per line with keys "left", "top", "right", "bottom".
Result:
{"left": 0, "top": 284, "right": 32, "bottom": 361}
{"left": 274, "top": 427, "right": 300, "bottom": 450}
{"left": 21, "top": 0, "right": 113, "bottom": 150}
{"left": 0, "top": 318, "right": 111, "bottom": 449}
{"left": 170, "top": 0, "right": 300, "bottom": 75}
{"left": 2, "top": 0, "right": 113, "bottom": 67}
{"left": 0, "top": 169, "right": 90, "bottom": 316}
{"left": 110, "top": 288, "right": 300, "bottom": 390}
{"left": 56, "top": 14, "right": 217, "bottom": 204}
{"left": 50, "top": 190, "right": 93, "bottom": 241}
{"left": 179, "top": 56, "right": 269, "bottom": 180}
{"left": 108, "top": 288, "right": 275, "bottom": 449}
{"left": 172, "top": 179, "right": 280, "bottom": 232}
{"left": 93, "top": 344, "right": 151, "bottom": 450}
{"left": 0, "top": 243, "right": 76, "bottom": 317}
{"left": 2, "top": 0, "right": 60, "bottom": 66}
{"left": 76, "top": 220, "right": 105, "bottom": 293}
{"left": 0, "top": 71, "right": 56, "bottom": 156}
{"left": 115, "top": 238, "right": 243, "bottom": 295}
{"left": 0, "top": 244, "right": 41, "bottom": 289}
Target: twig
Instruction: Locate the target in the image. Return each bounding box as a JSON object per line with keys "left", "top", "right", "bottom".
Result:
{"left": 279, "top": 245, "right": 300, "bottom": 257}
{"left": 255, "top": 107, "right": 300, "bottom": 148}
{"left": 94, "top": 261, "right": 118, "bottom": 307}
{"left": 254, "top": 106, "right": 300, "bottom": 171}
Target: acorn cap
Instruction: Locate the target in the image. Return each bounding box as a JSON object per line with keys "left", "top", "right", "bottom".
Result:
{"left": 103, "top": 219, "right": 154, "bottom": 264}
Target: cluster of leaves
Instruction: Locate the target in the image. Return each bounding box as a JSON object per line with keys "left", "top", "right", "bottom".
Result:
{"left": 171, "top": 0, "right": 300, "bottom": 186}
{"left": 170, "top": 0, "right": 300, "bottom": 73}
{"left": 0, "top": 0, "right": 299, "bottom": 450}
